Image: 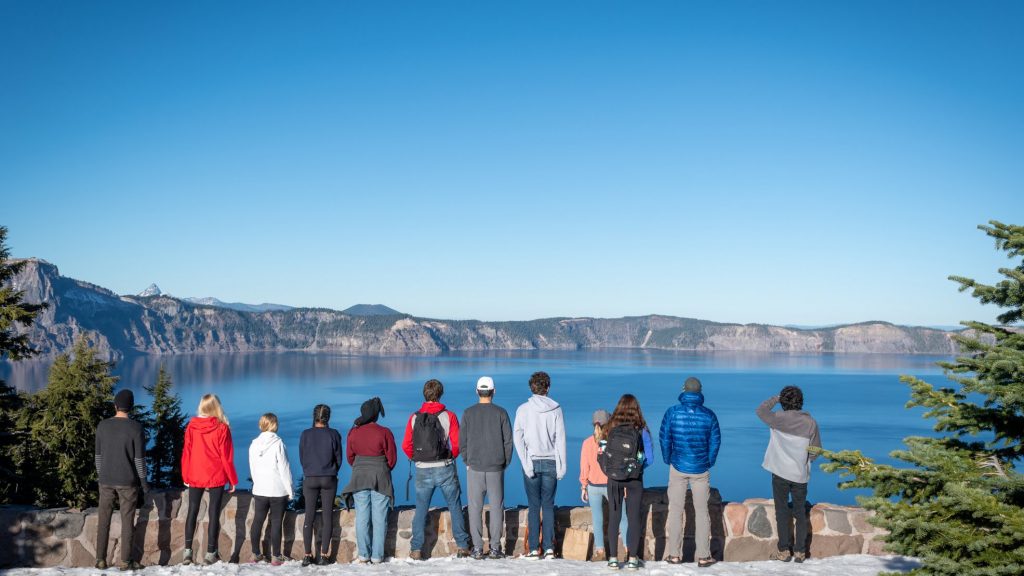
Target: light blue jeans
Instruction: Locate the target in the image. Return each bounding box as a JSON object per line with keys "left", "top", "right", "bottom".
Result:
{"left": 411, "top": 464, "right": 471, "bottom": 552}
{"left": 352, "top": 489, "right": 390, "bottom": 562}
{"left": 587, "top": 485, "right": 628, "bottom": 552}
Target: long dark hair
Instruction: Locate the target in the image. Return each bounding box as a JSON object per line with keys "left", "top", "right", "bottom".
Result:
{"left": 604, "top": 394, "right": 647, "bottom": 435}
{"left": 313, "top": 404, "right": 331, "bottom": 426}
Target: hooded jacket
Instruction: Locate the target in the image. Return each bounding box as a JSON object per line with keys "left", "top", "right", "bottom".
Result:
{"left": 513, "top": 394, "right": 567, "bottom": 479}
{"left": 659, "top": 392, "right": 721, "bottom": 474}
{"left": 248, "top": 431, "right": 294, "bottom": 498}
{"left": 757, "top": 396, "right": 821, "bottom": 483}
{"left": 401, "top": 402, "right": 460, "bottom": 468}
{"left": 182, "top": 416, "right": 239, "bottom": 488}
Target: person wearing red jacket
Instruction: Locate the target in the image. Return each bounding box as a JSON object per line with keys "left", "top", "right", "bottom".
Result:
{"left": 401, "top": 379, "right": 471, "bottom": 559}
{"left": 181, "top": 394, "right": 238, "bottom": 566}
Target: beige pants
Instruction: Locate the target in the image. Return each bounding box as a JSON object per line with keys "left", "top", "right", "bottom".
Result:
{"left": 667, "top": 468, "right": 711, "bottom": 559}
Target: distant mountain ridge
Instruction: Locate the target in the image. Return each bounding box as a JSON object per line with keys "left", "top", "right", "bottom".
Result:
{"left": 6, "top": 259, "right": 963, "bottom": 361}
{"left": 342, "top": 304, "right": 402, "bottom": 316}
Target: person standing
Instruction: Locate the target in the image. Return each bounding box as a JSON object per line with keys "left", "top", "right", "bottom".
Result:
{"left": 599, "top": 394, "right": 653, "bottom": 570}
{"left": 459, "top": 376, "right": 513, "bottom": 560}
{"left": 757, "top": 386, "right": 821, "bottom": 564}
{"left": 340, "top": 397, "right": 397, "bottom": 565}
{"left": 402, "top": 379, "right": 472, "bottom": 559}
{"left": 513, "top": 371, "right": 566, "bottom": 560}
{"left": 94, "top": 389, "right": 147, "bottom": 570}
{"left": 659, "top": 377, "right": 721, "bottom": 568}
{"left": 299, "top": 404, "right": 343, "bottom": 566}
{"left": 579, "top": 408, "right": 627, "bottom": 562}
{"left": 248, "top": 413, "right": 293, "bottom": 565}
{"left": 181, "top": 394, "right": 238, "bottom": 566}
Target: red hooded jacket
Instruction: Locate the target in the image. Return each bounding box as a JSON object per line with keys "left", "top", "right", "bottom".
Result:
{"left": 402, "top": 402, "right": 460, "bottom": 460}
{"left": 182, "top": 416, "right": 239, "bottom": 488}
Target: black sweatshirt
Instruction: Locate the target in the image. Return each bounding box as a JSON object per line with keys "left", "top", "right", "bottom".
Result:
{"left": 299, "top": 426, "right": 343, "bottom": 477}
{"left": 95, "top": 417, "right": 147, "bottom": 487}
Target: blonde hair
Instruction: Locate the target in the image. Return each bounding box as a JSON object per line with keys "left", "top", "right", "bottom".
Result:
{"left": 258, "top": 413, "right": 278, "bottom": 433}
{"left": 197, "top": 394, "right": 229, "bottom": 426}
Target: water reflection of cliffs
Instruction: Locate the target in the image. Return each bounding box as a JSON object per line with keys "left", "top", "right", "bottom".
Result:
{"left": 8, "top": 259, "right": 961, "bottom": 361}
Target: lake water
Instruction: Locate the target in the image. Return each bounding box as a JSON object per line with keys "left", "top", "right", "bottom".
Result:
{"left": 1, "top": 350, "right": 949, "bottom": 507}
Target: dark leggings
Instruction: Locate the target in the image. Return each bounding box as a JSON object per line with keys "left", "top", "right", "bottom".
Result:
{"left": 608, "top": 478, "right": 644, "bottom": 559}
{"left": 185, "top": 486, "right": 225, "bottom": 553}
{"left": 303, "top": 476, "right": 338, "bottom": 556}
{"left": 251, "top": 495, "right": 289, "bottom": 556}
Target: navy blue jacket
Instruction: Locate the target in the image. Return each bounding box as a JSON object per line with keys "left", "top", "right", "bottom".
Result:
{"left": 659, "top": 392, "right": 722, "bottom": 474}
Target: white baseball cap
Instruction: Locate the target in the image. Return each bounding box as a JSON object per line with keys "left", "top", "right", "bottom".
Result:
{"left": 476, "top": 376, "right": 495, "bottom": 391}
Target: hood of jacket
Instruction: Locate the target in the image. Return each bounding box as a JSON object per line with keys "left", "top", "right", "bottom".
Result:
{"left": 678, "top": 391, "right": 705, "bottom": 406}
{"left": 418, "top": 401, "right": 447, "bottom": 415}
{"left": 188, "top": 416, "right": 225, "bottom": 433}
{"left": 252, "top": 431, "right": 282, "bottom": 457}
{"left": 526, "top": 394, "right": 560, "bottom": 412}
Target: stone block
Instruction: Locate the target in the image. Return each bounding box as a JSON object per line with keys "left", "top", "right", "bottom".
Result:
{"left": 724, "top": 503, "right": 747, "bottom": 537}
{"left": 824, "top": 509, "right": 852, "bottom": 535}
{"left": 53, "top": 511, "right": 86, "bottom": 539}
{"left": 810, "top": 507, "right": 825, "bottom": 533}
{"left": 746, "top": 505, "right": 772, "bottom": 538}
{"left": 68, "top": 539, "right": 95, "bottom": 566}
{"left": 849, "top": 509, "right": 874, "bottom": 533}
{"left": 336, "top": 539, "right": 355, "bottom": 563}
{"left": 809, "top": 534, "right": 863, "bottom": 558}
{"left": 724, "top": 536, "right": 778, "bottom": 561}
{"left": 867, "top": 535, "right": 888, "bottom": 556}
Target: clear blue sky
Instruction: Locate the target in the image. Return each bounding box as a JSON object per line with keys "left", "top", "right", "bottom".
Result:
{"left": 2, "top": 1, "right": 1021, "bottom": 326}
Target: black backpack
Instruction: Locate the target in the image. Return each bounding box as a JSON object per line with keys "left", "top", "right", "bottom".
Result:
{"left": 411, "top": 411, "right": 450, "bottom": 462}
{"left": 600, "top": 425, "right": 643, "bottom": 481}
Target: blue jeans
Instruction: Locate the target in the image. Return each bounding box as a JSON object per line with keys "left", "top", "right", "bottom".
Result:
{"left": 411, "top": 464, "right": 471, "bottom": 552}
{"left": 586, "top": 485, "right": 628, "bottom": 552}
{"left": 523, "top": 458, "right": 558, "bottom": 551}
{"left": 352, "top": 490, "right": 390, "bottom": 562}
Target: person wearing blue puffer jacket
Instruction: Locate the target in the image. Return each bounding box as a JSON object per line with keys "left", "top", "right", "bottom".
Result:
{"left": 659, "top": 377, "right": 721, "bottom": 568}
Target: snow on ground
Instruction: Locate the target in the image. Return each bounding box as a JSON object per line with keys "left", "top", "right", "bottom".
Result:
{"left": 3, "top": 556, "right": 921, "bottom": 576}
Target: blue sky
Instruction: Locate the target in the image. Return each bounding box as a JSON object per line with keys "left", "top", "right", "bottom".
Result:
{"left": 1, "top": 1, "right": 1021, "bottom": 325}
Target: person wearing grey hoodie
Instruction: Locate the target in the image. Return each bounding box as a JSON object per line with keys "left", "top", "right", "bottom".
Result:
{"left": 512, "top": 371, "right": 566, "bottom": 560}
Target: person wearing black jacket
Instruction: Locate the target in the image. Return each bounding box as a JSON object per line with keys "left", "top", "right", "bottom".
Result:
{"left": 299, "top": 404, "right": 343, "bottom": 566}
{"left": 94, "top": 389, "right": 148, "bottom": 570}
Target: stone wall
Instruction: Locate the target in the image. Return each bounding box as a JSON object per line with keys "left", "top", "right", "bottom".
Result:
{"left": 0, "top": 488, "right": 887, "bottom": 568}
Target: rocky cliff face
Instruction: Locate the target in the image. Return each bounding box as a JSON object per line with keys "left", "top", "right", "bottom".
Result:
{"left": 7, "top": 259, "right": 961, "bottom": 360}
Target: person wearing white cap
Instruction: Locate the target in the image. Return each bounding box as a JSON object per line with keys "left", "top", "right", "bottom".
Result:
{"left": 459, "top": 376, "right": 513, "bottom": 559}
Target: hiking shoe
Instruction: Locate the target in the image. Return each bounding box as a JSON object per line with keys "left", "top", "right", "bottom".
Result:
{"left": 455, "top": 548, "right": 471, "bottom": 558}
{"left": 794, "top": 552, "right": 806, "bottom": 563}
{"left": 316, "top": 555, "right": 330, "bottom": 566}
{"left": 770, "top": 549, "right": 792, "bottom": 562}
{"left": 353, "top": 557, "right": 371, "bottom": 564}
{"left": 271, "top": 555, "right": 287, "bottom": 566}
{"left": 119, "top": 561, "right": 143, "bottom": 571}
{"left": 488, "top": 549, "right": 505, "bottom": 560}
{"left": 523, "top": 550, "right": 541, "bottom": 560}
{"left": 182, "top": 549, "right": 193, "bottom": 566}
{"left": 607, "top": 557, "right": 621, "bottom": 569}
{"left": 665, "top": 555, "right": 682, "bottom": 564}
{"left": 409, "top": 550, "right": 423, "bottom": 561}
{"left": 301, "top": 555, "right": 314, "bottom": 567}
{"left": 470, "top": 548, "right": 485, "bottom": 560}
{"left": 625, "top": 557, "right": 643, "bottom": 570}
{"left": 543, "top": 549, "right": 556, "bottom": 560}
{"left": 204, "top": 551, "right": 220, "bottom": 565}
{"left": 697, "top": 556, "right": 717, "bottom": 568}
{"left": 95, "top": 560, "right": 108, "bottom": 570}
{"left": 592, "top": 549, "right": 606, "bottom": 562}
{"left": 249, "top": 554, "right": 268, "bottom": 564}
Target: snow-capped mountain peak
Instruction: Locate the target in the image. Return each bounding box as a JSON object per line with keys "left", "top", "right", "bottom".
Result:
{"left": 138, "top": 283, "right": 162, "bottom": 297}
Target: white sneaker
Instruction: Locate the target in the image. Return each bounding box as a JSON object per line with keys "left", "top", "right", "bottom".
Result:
{"left": 523, "top": 550, "right": 541, "bottom": 560}
{"left": 543, "top": 549, "right": 556, "bottom": 560}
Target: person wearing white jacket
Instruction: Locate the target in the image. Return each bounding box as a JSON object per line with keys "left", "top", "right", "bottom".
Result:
{"left": 248, "top": 413, "right": 294, "bottom": 565}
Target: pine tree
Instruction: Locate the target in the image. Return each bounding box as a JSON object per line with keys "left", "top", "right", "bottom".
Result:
{"left": 23, "top": 338, "right": 118, "bottom": 508}
{"left": 144, "top": 364, "right": 185, "bottom": 487}
{"left": 0, "top": 225, "right": 46, "bottom": 503}
{"left": 822, "top": 221, "right": 1024, "bottom": 576}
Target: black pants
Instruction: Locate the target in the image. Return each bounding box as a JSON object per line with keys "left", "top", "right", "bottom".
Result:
{"left": 185, "top": 486, "right": 225, "bottom": 553}
{"left": 302, "top": 476, "right": 338, "bottom": 556}
{"left": 772, "top": 474, "right": 809, "bottom": 553}
{"left": 607, "top": 478, "right": 644, "bottom": 559}
{"left": 251, "top": 495, "right": 288, "bottom": 556}
{"left": 97, "top": 484, "right": 139, "bottom": 563}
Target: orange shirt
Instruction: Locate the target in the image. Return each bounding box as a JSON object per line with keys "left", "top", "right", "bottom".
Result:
{"left": 579, "top": 435, "right": 610, "bottom": 487}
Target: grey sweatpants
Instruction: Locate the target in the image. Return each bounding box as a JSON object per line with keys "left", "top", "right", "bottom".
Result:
{"left": 667, "top": 468, "right": 711, "bottom": 559}
{"left": 467, "top": 468, "right": 504, "bottom": 552}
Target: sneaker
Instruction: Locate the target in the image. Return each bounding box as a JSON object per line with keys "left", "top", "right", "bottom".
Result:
{"left": 625, "top": 557, "right": 643, "bottom": 570}
{"left": 470, "top": 548, "right": 485, "bottom": 560}
{"left": 271, "top": 555, "right": 287, "bottom": 566}
{"left": 794, "top": 552, "right": 806, "bottom": 563}
{"left": 316, "top": 555, "right": 330, "bottom": 566}
{"left": 770, "top": 549, "right": 792, "bottom": 562}
{"left": 665, "top": 555, "right": 682, "bottom": 564}
{"left": 523, "top": 550, "right": 541, "bottom": 560}
{"left": 697, "top": 556, "right": 717, "bottom": 568}
{"left": 455, "top": 548, "right": 471, "bottom": 558}
{"left": 353, "top": 557, "right": 371, "bottom": 564}
{"left": 607, "top": 557, "right": 620, "bottom": 569}
{"left": 301, "top": 555, "right": 314, "bottom": 567}
{"left": 95, "top": 560, "right": 108, "bottom": 570}
{"left": 120, "top": 561, "right": 144, "bottom": 571}
{"left": 182, "top": 549, "right": 193, "bottom": 566}
{"left": 488, "top": 549, "right": 505, "bottom": 560}
{"left": 370, "top": 558, "right": 384, "bottom": 564}
{"left": 409, "top": 550, "right": 423, "bottom": 561}
{"left": 249, "top": 554, "right": 268, "bottom": 564}
{"left": 204, "top": 551, "right": 220, "bottom": 565}
{"left": 543, "top": 549, "right": 556, "bottom": 560}
{"left": 592, "top": 548, "right": 606, "bottom": 562}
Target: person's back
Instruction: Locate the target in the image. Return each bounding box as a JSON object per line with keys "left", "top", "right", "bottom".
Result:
{"left": 298, "top": 404, "right": 343, "bottom": 566}
{"left": 94, "top": 389, "right": 146, "bottom": 570}
{"left": 299, "top": 425, "right": 343, "bottom": 476}
{"left": 460, "top": 377, "right": 513, "bottom": 559}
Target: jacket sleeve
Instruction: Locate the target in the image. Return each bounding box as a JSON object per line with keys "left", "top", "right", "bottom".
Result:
{"left": 384, "top": 428, "right": 397, "bottom": 470}
{"left": 223, "top": 426, "right": 239, "bottom": 486}
{"left": 808, "top": 421, "right": 822, "bottom": 462}
{"left": 447, "top": 410, "right": 461, "bottom": 459}
{"left": 502, "top": 409, "right": 513, "bottom": 469}
{"left": 133, "top": 424, "right": 147, "bottom": 485}
{"left": 334, "top": 430, "right": 344, "bottom": 472}
{"left": 756, "top": 396, "right": 782, "bottom": 428}
{"left": 181, "top": 424, "right": 193, "bottom": 486}
{"left": 642, "top": 428, "right": 654, "bottom": 469}
{"left": 346, "top": 428, "right": 356, "bottom": 466}
{"left": 579, "top": 438, "right": 590, "bottom": 487}
{"left": 458, "top": 411, "right": 468, "bottom": 462}
{"left": 708, "top": 412, "right": 722, "bottom": 468}
{"left": 555, "top": 407, "right": 567, "bottom": 480}
{"left": 95, "top": 423, "right": 103, "bottom": 477}
{"left": 401, "top": 414, "right": 415, "bottom": 459}
{"left": 278, "top": 440, "right": 294, "bottom": 499}
{"left": 659, "top": 408, "right": 672, "bottom": 465}
{"left": 513, "top": 407, "right": 532, "bottom": 477}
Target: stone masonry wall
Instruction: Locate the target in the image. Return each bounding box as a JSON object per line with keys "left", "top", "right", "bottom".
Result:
{"left": 0, "top": 488, "right": 887, "bottom": 568}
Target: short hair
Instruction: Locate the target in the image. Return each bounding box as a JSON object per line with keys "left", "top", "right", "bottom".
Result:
{"left": 780, "top": 386, "right": 804, "bottom": 411}
{"left": 529, "top": 371, "right": 550, "bottom": 395}
{"left": 313, "top": 404, "right": 331, "bottom": 426}
{"left": 477, "top": 389, "right": 494, "bottom": 399}
{"left": 259, "top": 413, "right": 279, "bottom": 433}
{"left": 423, "top": 379, "right": 444, "bottom": 402}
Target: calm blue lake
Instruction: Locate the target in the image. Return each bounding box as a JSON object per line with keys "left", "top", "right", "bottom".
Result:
{"left": 2, "top": 350, "right": 949, "bottom": 507}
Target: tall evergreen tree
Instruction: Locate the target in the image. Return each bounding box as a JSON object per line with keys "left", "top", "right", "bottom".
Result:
{"left": 822, "top": 221, "right": 1024, "bottom": 576}
{"left": 0, "top": 225, "right": 46, "bottom": 503}
{"left": 23, "top": 338, "right": 118, "bottom": 508}
{"left": 144, "top": 364, "right": 185, "bottom": 487}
